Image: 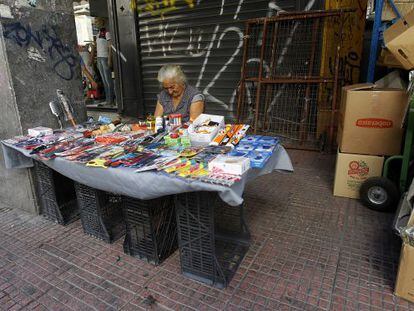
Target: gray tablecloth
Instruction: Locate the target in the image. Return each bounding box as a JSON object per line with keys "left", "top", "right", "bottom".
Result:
{"left": 1, "top": 141, "right": 293, "bottom": 206}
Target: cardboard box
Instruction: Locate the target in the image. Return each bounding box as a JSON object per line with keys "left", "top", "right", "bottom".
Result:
{"left": 395, "top": 243, "right": 414, "bottom": 303}
{"left": 333, "top": 151, "right": 384, "bottom": 199}
{"left": 384, "top": 9, "right": 414, "bottom": 70}
{"left": 208, "top": 155, "right": 250, "bottom": 175}
{"left": 337, "top": 84, "right": 408, "bottom": 156}
{"left": 188, "top": 114, "right": 225, "bottom": 146}
{"left": 377, "top": 49, "right": 406, "bottom": 69}
{"left": 382, "top": 0, "right": 414, "bottom": 21}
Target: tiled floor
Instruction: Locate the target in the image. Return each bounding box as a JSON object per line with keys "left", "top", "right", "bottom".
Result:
{"left": 0, "top": 150, "right": 413, "bottom": 310}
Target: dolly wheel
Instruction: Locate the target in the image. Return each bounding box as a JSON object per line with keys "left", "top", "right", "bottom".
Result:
{"left": 359, "top": 177, "right": 400, "bottom": 212}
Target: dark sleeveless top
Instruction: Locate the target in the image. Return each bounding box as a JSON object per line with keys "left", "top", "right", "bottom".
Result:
{"left": 157, "top": 84, "right": 204, "bottom": 122}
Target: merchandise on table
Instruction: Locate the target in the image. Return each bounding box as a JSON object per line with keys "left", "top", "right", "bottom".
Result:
{"left": 169, "top": 113, "right": 183, "bottom": 128}
{"left": 155, "top": 117, "right": 164, "bottom": 132}
{"left": 230, "top": 135, "right": 279, "bottom": 168}
{"left": 198, "top": 170, "right": 242, "bottom": 187}
{"left": 188, "top": 114, "right": 225, "bottom": 146}
{"left": 208, "top": 155, "right": 250, "bottom": 175}
{"left": 98, "top": 116, "right": 113, "bottom": 124}
{"left": 28, "top": 126, "right": 53, "bottom": 137}
{"left": 95, "top": 133, "right": 128, "bottom": 144}
{"left": 211, "top": 124, "right": 249, "bottom": 147}
{"left": 247, "top": 151, "right": 271, "bottom": 169}
{"left": 4, "top": 115, "right": 280, "bottom": 188}
{"left": 227, "top": 125, "right": 250, "bottom": 147}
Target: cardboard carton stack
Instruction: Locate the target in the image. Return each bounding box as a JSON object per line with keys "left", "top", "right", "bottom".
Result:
{"left": 395, "top": 212, "right": 414, "bottom": 303}
{"left": 333, "top": 74, "right": 409, "bottom": 199}
{"left": 381, "top": 9, "right": 414, "bottom": 69}
{"left": 382, "top": 0, "right": 414, "bottom": 21}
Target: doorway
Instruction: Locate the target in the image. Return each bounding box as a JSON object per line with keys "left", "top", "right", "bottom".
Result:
{"left": 73, "top": 0, "right": 118, "bottom": 113}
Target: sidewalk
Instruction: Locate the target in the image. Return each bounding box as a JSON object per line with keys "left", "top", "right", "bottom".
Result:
{"left": 0, "top": 150, "right": 412, "bottom": 310}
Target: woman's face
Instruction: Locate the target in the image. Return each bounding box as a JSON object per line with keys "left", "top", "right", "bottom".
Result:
{"left": 163, "top": 78, "right": 185, "bottom": 98}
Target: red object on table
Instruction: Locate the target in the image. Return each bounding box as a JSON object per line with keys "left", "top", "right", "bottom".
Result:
{"left": 95, "top": 136, "right": 127, "bottom": 144}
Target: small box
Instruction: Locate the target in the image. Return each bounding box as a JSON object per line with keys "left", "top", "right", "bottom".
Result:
{"left": 257, "top": 136, "right": 279, "bottom": 145}
{"left": 395, "top": 243, "right": 414, "bottom": 303}
{"left": 384, "top": 9, "right": 414, "bottom": 70}
{"left": 229, "top": 150, "right": 249, "bottom": 157}
{"left": 208, "top": 155, "right": 250, "bottom": 175}
{"left": 235, "top": 143, "right": 256, "bottom": 152}
{"left": 240, "top": 135, "right": 261, "bottom": 143}
{"left": 248, "top": 151, "right": 271, "bottom": 168}
{"left": 333, "top": 150, "right": 384, "bottom": 199}
{"left": 254, "top": 143, "right": 276, "bottom": 154}
{"left": 28, "top": 127, "right": 53, "bottom": 137}
{"left": 337, "top": 83, "right": 408, "bottom": 156}
{"left": 188, "top": 114, "right": 225, "bottom": 146}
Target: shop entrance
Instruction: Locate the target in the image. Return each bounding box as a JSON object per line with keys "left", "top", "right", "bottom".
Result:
{"left": 73, "top": 0, "right": 145, "bottom": 117}
{"left": 73, "top": 0, "right": 117, "bottom": 112}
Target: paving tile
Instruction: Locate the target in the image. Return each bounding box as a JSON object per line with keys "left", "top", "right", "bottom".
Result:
{"left": 0, "top": 150, "right": 413, "bottom": 310}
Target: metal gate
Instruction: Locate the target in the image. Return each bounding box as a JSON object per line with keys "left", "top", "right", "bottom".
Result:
{"left": 237, "top": 9, "right": 352, "bottom": 150}
{"left": 132, "top": 0, "right": 323, "bottom": 118}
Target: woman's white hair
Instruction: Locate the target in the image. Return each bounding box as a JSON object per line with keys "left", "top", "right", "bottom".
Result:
{"left": 157, "top": 65, "right": 186, "bottom": 84}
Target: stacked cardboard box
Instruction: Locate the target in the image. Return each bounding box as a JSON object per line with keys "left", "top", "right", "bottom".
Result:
{"left": 382, "top": 0, "right": 414, "bottom": 21}
{"left": 333, "top": 78, "right": 408, "bottom": 198}
{"left": 395, "top": 210, "right": 414, "bottom": 303}
{"left": 383, "top": 9, "right": 414, "bottom": 70}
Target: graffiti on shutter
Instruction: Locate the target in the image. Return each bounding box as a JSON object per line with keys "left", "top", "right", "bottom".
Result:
{"left": 132, "top": 0, "right": 322, "bottom": 118}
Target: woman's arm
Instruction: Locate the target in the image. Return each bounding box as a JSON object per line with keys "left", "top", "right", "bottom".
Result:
{"left": 81, "top": 65, "right": 98, "bottom": 89}
{"left": 154, "top": 101, "right": 164, "bottom": 117}
{"left": 189, "top": 101, "right": 204, "bottom": 122}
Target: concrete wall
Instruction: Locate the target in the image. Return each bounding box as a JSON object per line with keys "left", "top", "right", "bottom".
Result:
{"left": 0, "top": 0, "right": 86, "bottom": 214}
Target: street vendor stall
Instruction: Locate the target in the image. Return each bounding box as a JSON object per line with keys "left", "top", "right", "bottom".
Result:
{"left": 1, "top": 114, "right": 293, "bottom": 287}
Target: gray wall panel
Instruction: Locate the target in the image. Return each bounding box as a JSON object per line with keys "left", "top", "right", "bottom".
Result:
{"left": 0, "top": 1, "right": 86, "bottom": 213}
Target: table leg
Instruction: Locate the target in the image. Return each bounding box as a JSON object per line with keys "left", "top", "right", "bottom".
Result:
{"left": 175, "top": 192, "right": 250, "bottom": 288}
{"left": 75, "top": 183, "right": 125, "bottom": 243}
{"left": 122, "top": 196, "right": 178, "bottom": 265}
{"left": 34, "top": 161, "right": 79, "bottom": 225}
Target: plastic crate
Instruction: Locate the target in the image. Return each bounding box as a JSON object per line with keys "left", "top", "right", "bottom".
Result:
{"left": 122, "top": 196, "right": 178, "bottom": 265}
{"left": 215, "top": 199, "right": 250, "bottom": 242}
{"left": 33, "top": 161, "right": 79, "bottom": 225}
{"left": 75, "top": 183, "right": 125, "bottom": 243}
{"left": 175, "top": 192, "right": 250, "bottom": 288}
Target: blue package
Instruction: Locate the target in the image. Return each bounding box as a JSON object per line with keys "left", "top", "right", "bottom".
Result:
{"left": 254, "top": 143, "right": 275, "bottom": 153}
{"left": 248, "top": 151, "right": 271, "bottom": 168}
{"left": 98, "top": 116, "right": 112, "bottom": 124}
{"left": 240, "top": 135, "right": 261, "bottom": 144}
{"left": 229, "top": 150, "right": 249, "bottom": 157}
{"left": 257, "top": 136, "right": 279, "bottom": 145}
{"left": 235, "top": 143, "right": 256, "bottom": 152}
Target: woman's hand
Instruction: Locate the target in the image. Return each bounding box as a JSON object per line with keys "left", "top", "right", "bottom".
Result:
{"left": 154, "top": 101, "right": 164, "bottom": 118}
{"left": 189, "top": 101, "right": 204, "bottom": 122}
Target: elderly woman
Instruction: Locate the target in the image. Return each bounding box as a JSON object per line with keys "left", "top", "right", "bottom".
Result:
{"left": 154, "top": 65, "right": 204, "bottom": 122}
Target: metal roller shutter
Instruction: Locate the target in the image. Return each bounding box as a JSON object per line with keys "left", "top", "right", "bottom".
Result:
{"left": 136, "top": 0, "right": 322, "bottom": 119}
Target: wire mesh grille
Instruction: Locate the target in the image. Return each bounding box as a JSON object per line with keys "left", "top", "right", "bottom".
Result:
{"left": 34, "top": 161, "right": 79, "bottom": 225}
{"left": 260, "top": 83, "right": 318, "bottom": 142}
{"left": 175, "top": 192, "right": 249, "bottom": 288}
{"left": 75, "top": 183, "right": 125, "bottom": 243}
{"left": 122, "top": 196, "right": 178, "bottom": 265}
{"left": 238, "top": 10, "right": 350, "bottom": 150}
